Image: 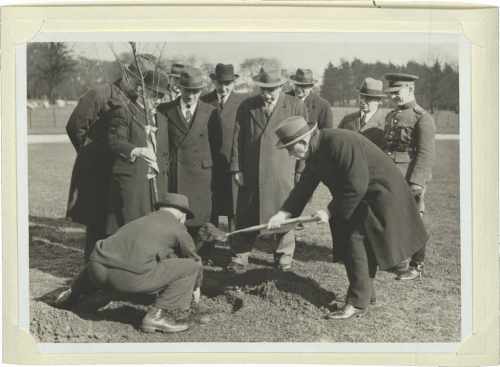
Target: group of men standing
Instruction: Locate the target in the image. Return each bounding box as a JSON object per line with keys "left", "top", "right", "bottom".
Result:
{"left": 57, "top": 54, "right": 435, "bottom": 331}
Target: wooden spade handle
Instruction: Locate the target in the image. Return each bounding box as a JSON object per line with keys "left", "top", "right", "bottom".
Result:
{"left": 225, "top": 215, "right": 321, "bottom": 238}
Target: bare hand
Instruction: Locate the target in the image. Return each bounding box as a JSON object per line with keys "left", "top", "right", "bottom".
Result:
{"left": 313, "top": 209, "right": 330, "bottom": 224}
{"left": 294, "top": 173, "right": 301, "bottom": 185}
{"left": 409, "top": 183, "right": 424, "bottom": 197}
{"left": 233, "top": 172, "right": 244, "bottom": 186}
{"left": 137, "top": 147, "right": 157, "bottom": 166}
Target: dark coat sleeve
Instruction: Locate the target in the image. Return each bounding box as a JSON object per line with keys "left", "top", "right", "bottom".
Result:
{"left": 66, "top": 88, "right": 106, "bottom": 151}
{"left": 319, "top": 99, "right": 333, "bottom": 129}
{"left": 282, "top": 159, "right": 321, "bottom": 217}
{"left": 108, "top": 105, "right": 137, "bottom": 160}
{"left": 407, "top": 113, "right": 436, "bottom": 186}
{"left": 229, "top": 103, "right": 244, "bottom": 173}
{"left": 294, "top": 101, "right": 311, "bottom": 174}
{"left": 327, "top": 138, "right": 369, "bottom": 221}
{"left": 176, "top": 228, "right": 199, "bottom": 259}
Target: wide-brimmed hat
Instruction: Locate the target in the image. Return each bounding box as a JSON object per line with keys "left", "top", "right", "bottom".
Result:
{"left": 178, "top": 66, "right": 205, "bottom": 90}
{"left": 252, "top": 67, "right": 287, "bottom": 88}
{"left": 275, "top": 116, "right": 317, "bottom": 149}
{"left": 290, "top": 68, "right": 317, "bottom": 86}
{"left": 210, "top": 63, "right": 239, "bottom": 82}
{"left": 169, "top": 63, "right": 184, "bottom": 78}
{"left": 384, "top": 73, "right": 418, "bottom": 92}
{"left": 358, "top": 77, "right": 386, "bottom": 98}
{"left": 156, "top": 193, "right": 194, "bottom": 219}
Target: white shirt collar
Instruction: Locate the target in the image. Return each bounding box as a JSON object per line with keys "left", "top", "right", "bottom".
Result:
{"left": 217, "top": 92, "right": 230, "bottom": 105}
{"left": 180, "top": 99, "right": 197, "bottom": 114}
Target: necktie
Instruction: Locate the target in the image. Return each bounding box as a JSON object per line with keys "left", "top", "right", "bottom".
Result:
{"left": 360, "top": 113, "right": 366, "bottom": 128}
{"left": 264, "top": 102, "right": 273, "bottom": 118}
{"left": 185, "top": 105, "right": 192, "bottom": 123}
{"left": 218, "top": 95, "right": 225, "bottom": 110}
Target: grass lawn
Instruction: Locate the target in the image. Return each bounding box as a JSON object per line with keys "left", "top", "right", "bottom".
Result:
{"left": 28, "top": 140, "right": 461, "bottom": 343}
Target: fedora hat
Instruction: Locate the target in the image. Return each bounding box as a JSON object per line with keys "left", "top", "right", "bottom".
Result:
{"left": 210, "top": 63, "right": 239, "bottom": 82}
{"left": 156, "top": 193, "right": 194, "bottom": 219}
{"left": 169, "top": 63, "right": 184, "bottom": 78}
{"left": 252, "top": 67, "right": 287, "bottom": 88}
{"left": 143, "top": 69, "right": 170, "bottom": 96}
{"left": 275, "top": 116, "right": 317, "bottom": 149}
{"left": 358, "top": 77, "right": 386, "bottom": 98}
{"left": 384, "top": 73, "right": 418, "bottom": 92}
{"left": 178, "top": 66, "right": 205, "bottom": 90}
{"left": 290, "top": 68, "right": 317, "bottom": 86}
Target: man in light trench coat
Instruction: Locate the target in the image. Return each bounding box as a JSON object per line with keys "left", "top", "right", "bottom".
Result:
{"left": 228, "top": 67, "right": 308, "bottom": 273}
{"left": 268, "top": 116, "right": 428, "bottom": 319}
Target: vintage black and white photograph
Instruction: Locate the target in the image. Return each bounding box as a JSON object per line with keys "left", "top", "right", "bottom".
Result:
{"left": 25, "top": 34, "right": 465, "bottom": 345}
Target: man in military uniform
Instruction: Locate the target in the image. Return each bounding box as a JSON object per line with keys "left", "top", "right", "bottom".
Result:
{"left": 338, "top": 77, "right": 387, "bottom": 150}
{"left": 383, "top": 73, "right": 436, "bottom": 280}
{"left": 53, "top": 193, "right": 206, "bottom": 333}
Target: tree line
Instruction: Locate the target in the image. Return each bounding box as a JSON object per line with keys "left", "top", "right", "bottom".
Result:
{"left": 28, "top": 43, "right": 459, "bottom": 113}
{"left": 320, "top": 58, "right": 459, "bottom": 112}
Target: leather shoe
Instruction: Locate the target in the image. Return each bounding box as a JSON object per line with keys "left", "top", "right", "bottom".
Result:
{"left": 396, "top": 264, "right": 424, "bottom": 281}
{"left": 52, "top": 287, "right": 77, "bottom": 309}
{"left": 274, "top": 253, "right": 293, "bottom": 271}
{"left": 141, "top": 307, "right": 190, "bottom": 333}
{"left": 326, "top": 304, "right": 365, "bottom": 320}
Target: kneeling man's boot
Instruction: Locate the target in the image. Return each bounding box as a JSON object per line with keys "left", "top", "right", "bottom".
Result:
{"left": 141, "top": 307, "right": 190, "bottom": 333}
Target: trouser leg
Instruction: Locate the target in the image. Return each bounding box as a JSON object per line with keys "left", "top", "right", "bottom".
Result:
{"left": 411, "top": 188, "right": 426, "bottom": 266}
{"left": 274, "top": 230, "right": 296, "bottom": 257}
{"left": 344, "top": 228, "right": 377, "bottom": 309}
{"left": 230, "top": 232, "right": 258, "bottom": 265}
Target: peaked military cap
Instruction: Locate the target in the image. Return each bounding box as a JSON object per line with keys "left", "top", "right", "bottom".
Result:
{"left": 384, "top": 73, "right": 419, "bottom": 92}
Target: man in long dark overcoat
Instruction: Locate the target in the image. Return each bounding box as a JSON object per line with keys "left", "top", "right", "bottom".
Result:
{"left": 105, "top": 74, "right": 170, "bottom": 235}
{"left": 269, "top": 116, "right": 428, "bottom": 319}
{"left": 66, "top": 56, "right": 154, "bottom": 260}
{"left": 53, "top": 193, "right": 204, "bottom": 334}
{"left": 338, "top": 77, "right": 387, "bottom": 150}
{"left": 228, "top": 67, "right": 308, "bottom": 272}
{"left": 157, "top": 66, "right": 222, "bottom": 238}
{"left": 201, "top": 63, "right": 248, "bottom": 231}
{"left": 384, "top": 73, "right": 436, "bottom": 280}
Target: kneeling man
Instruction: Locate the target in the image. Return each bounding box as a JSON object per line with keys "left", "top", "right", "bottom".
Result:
{"left": 268, "top": 116, "right": 428, "bottom": 319}
{"left": 53, "top": 193, "right": 203, "bottom": 333}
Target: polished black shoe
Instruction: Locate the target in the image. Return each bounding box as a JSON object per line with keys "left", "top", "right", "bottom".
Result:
{"left": 141, "top": 307, "right": 190, "bottom": 333}
{"left": 397, "top": 263, "right": 424, "bottom": 281}
{"left": 326, "top": 304, "right": 365, "bottom": 320}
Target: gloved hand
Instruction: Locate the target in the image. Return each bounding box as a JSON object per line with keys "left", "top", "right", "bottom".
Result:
{"left": 267, "top": 211, "right": 292, "bottom": 229}
{"left": 409, "top": 183, "right": 424, "bottom": 197}
{"left": 131, "top": 147, "right": 157, "bottom": 166}
{"left": 233, "top": 172, "right": 244, "bottom": 187}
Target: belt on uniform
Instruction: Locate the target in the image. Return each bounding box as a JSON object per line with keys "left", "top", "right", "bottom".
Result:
{"left": 386, "top": 151, "right": 411, "bottom": 164}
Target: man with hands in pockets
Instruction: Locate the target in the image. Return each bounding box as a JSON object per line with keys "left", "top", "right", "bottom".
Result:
{"left": 268, "top": 116, "right": 429, "bottom": 319}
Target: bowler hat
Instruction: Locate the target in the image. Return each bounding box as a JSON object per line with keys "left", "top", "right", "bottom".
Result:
{"left": 169, "top": 63, "right": 184, "bottom": 78}
{"left": 210, "top": 63, "right": 239, "bottom": 82}
{"left": 384, "top": 73, "right": 418, "bottom": 92}
{"left": 275, "top": 116, "right": 317, "bottom": 149}
{"left": 290, "top": 68, "right": 317, "bottom": 86}
{"left": 252, "top": 67, "right": 287, "bottom": 88}
{"left": 358, "top": 77, "right": 386, "bottom": 98}
{"left": 178, "top": 66, "right": 205, "bottom": 90}
{"left": 156, "top": 193, "right": 194, "bottom": 219}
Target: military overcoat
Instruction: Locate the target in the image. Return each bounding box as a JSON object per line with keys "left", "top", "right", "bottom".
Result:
{"left": 157, "top": 99, "right": 221, "bottom": 227}
{"left": 105, "top": 99, "right": 170, "bottom": 235}
{"left": 338, "top": 108, "right": 387, "bottom": 150}
{"left": 66, "top": 80, "right": 133, "bottom": 227}
{"left": 230, "top": 93, "right": 307, "bottom": 227}
{"left": 287, "top": 91, "right": 333, "bottom": 129}
{"left": 384, "top": 101, "right": 436, "bottom": 186}
{"left": 201, "top": 90, "right": 248, "bottom": 217}
{"left": 281, "top": 129, "right": 428, "bottom": 270}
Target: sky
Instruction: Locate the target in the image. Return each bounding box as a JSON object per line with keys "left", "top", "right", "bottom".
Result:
{"left": 66, "top": 32, "right": 459, "bottom": 79}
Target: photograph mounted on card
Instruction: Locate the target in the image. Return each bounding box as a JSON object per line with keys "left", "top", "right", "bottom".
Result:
{"left": 1, "top": 4, "right": 497, "bottom": 366}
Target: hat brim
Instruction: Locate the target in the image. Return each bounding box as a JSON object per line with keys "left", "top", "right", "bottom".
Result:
{"left": 253, "top": 78, "right": 287, "bottom": 88}
{"left": 290, "top": 77, "right": 317, "bottom": 86}
{"left": 209, "top": 73, "right": 239, "bottom": 82}
{"left": 157, "top": 202, "right": 194, "bottom": 219}
{"left": 276, "top": 123, "right": 318, "bottom": 149}
{"left": 383, "top": 86, "right": 401, "bottom": 93}
{"left": 179, "top": 84, "right": 205, "bottom": 91}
